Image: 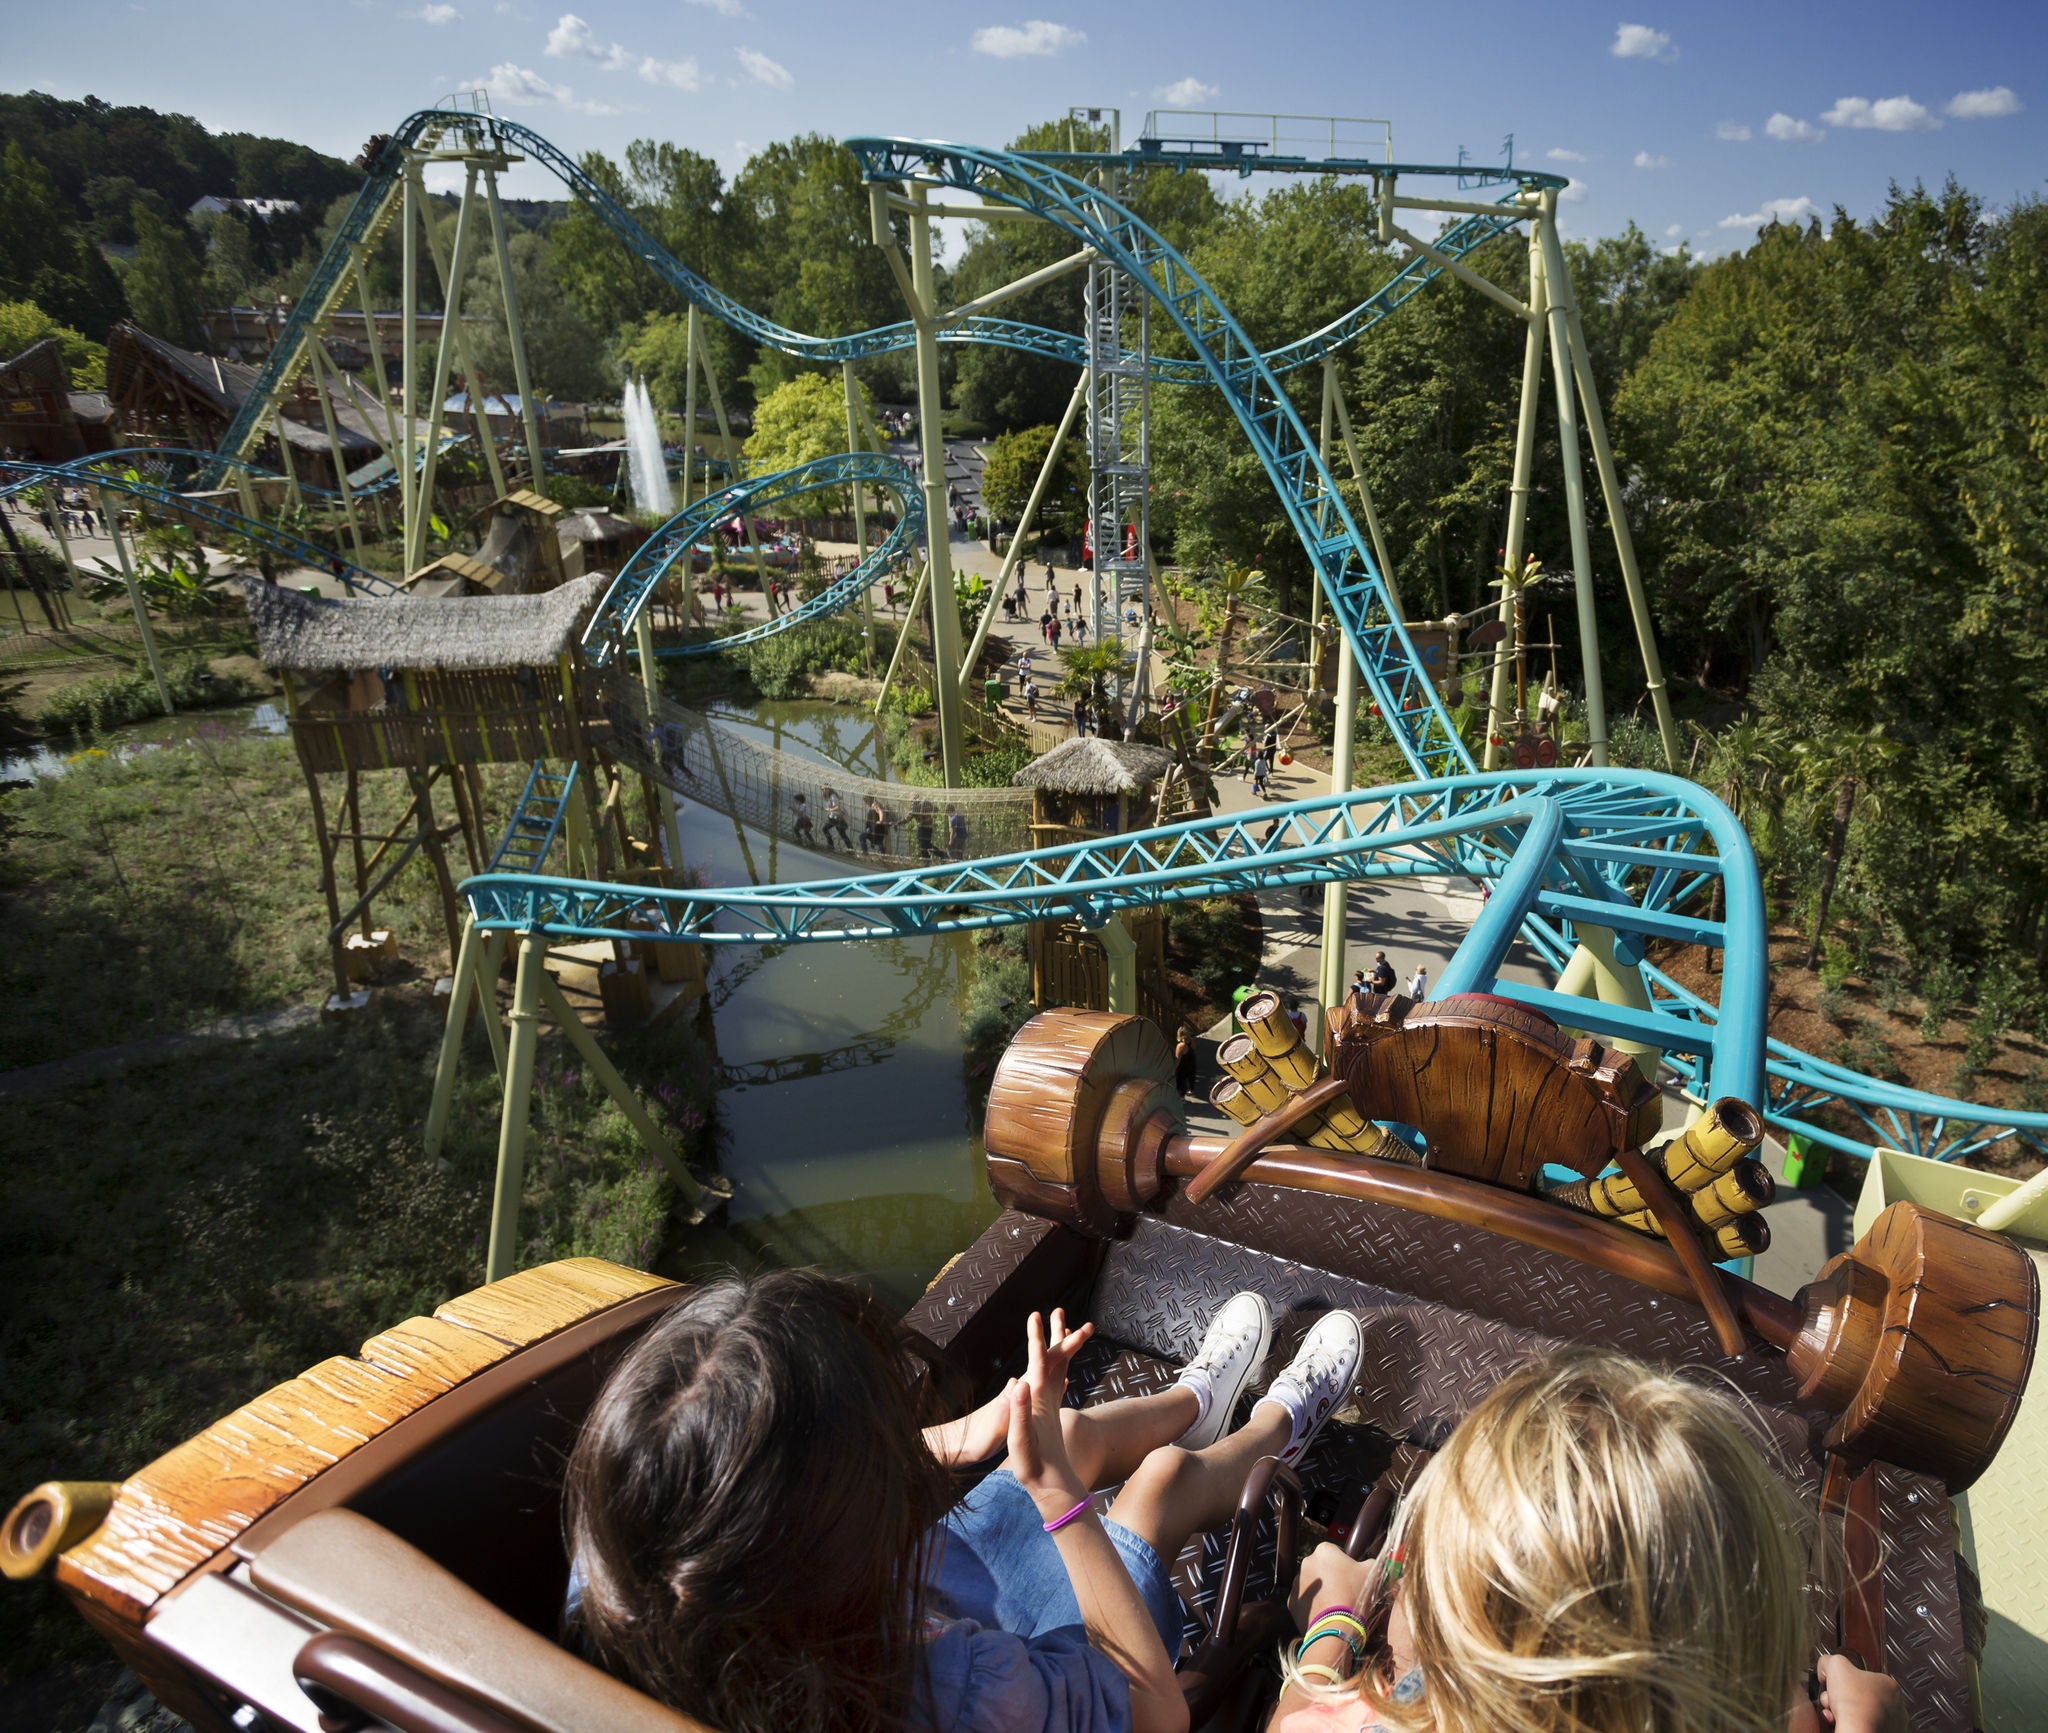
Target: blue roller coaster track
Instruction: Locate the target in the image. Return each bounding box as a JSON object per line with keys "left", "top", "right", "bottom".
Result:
{"left": 0, "top": 458, "right": 395, "bottom": 595}
{"left": 48, "top": 102, "right": 2021, "bottom": 1166}
{"left": 450, "top": 127, "right": 2046, "bottom": 1166}
{"left": 202, "top": 108, "right": 1552, "bottom": 484}
{"left": 581, "top": 451, "right": 922, "bottom": 666}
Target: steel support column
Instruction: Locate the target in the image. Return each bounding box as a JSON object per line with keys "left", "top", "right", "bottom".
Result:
{"left": 1487, "top": 215, "right": 1547, "bottom": 769}
{"left": 907, "top": 185, "right": 964, "bottom": 784}
{"left": 1538, "top": 196, "right": 1607, "bottom": 766}
{"left": 485, "top": 930, "right": 545, "bottom": 1282}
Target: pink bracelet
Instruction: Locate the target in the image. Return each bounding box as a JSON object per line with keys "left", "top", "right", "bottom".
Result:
{"left": 1311, "top": 1605, "right": 1363, "bottom": 1626}
{"left": 1042, "top": 1496, "right": 1093, "bottom": 1533}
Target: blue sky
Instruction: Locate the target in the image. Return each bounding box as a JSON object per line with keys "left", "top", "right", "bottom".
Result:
{"left": 10, "top": 0, "right": 2042, "bottom": 257}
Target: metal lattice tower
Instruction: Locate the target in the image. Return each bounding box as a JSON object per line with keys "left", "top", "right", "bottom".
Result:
{"left": 1084, "top": 260, "right": 1151, "bottom": 705}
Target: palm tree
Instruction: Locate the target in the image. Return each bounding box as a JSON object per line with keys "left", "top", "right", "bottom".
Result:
{"left": 1694, "top": 717, "right": 1785, "bottom": 972}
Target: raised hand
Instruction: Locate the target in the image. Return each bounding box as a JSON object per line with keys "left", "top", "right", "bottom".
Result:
{"left": 1007, "top": 1309, "right": 1093, "bottom": 1515}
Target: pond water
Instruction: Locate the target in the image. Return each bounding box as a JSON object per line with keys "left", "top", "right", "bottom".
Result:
{"left": 0, "top": 701, "right": 289, "bottom": 784}
{"left": 667, "top": 696, "right": 996, "bottom": 1308}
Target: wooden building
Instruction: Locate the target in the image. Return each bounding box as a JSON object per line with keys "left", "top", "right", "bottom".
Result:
{"left": 103, "top": 323, "right": 385, "bottom": 488}
{"left": 242, "top": 573, "right": 627, "bottom": 998}
{"left": 0, "top": 337, "right": 115, "bottom": 464}
{"left": 1011, "top": 736, "right": 1177, "bottom": 1028}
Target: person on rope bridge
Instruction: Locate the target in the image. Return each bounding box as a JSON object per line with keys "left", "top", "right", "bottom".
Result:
{"left": 821, "top": 787, "right": 851, "bottom": 851}
{"left": 862, "top": 795, "right": 889, "bottom": 856}
{"left": 948, "top": 805, "right": 968, "bottom": 861}
{"left": 790, "top": 792, "right": 814, "bottom": 846}
{"left": 913, "top": 799, "right": 937, "bottom": 862}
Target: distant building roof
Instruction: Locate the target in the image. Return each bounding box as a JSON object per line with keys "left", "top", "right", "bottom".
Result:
{"left": 241, "top": 571, "right": 609, "bottom": 673}
{"left": 190, "top": 196, "right": 301, "bottom": 219}
{"left": 106, "top": 323, "right": 391, "bottom": 454}
{"left": 1012, "top": 736, "right": 1175, "bottom": 795}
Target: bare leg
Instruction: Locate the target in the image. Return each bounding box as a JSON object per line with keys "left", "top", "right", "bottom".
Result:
{"left": 1059, "top": 1386, "right": 1200, "bottom": 1490}
{"left": 1102, "top": 1401, "right": 1293, "bottom": 1564}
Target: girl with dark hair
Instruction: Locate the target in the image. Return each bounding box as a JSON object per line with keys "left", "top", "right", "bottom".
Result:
{"left": 565, "top": 1269, "right": 1362, "bottom": 1733}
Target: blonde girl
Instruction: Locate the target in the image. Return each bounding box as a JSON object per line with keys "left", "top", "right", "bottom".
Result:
{"left": 1273, "top": 1348, "right": 1904, "bottom": 1733}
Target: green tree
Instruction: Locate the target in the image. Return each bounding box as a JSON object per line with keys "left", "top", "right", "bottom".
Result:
{"left": 0, "top": 140, "right": 128, "bottom": 338}
{"left": 462, "top": 227, "right": 609, "bottom": 402}
{"left": 0, "top": 299, "right": 105, "bottom": 386}
{"left": 195, "top": 209, "right": 259, "bottom": 305}
{"left": 124, "top": 200, "right": 205, "bottom": 346}
{"left": 979, "top": 421, "right": 1089, "bottom": 542}
{"left": 744, "top": 372, "right": 866, "bottom": 511}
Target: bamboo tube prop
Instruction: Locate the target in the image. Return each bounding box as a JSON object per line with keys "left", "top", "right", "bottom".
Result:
{"left": 2, "top": 1482, "right": 116, "bottom": 1580}
{"left": 1658, "top": 1098, "right": 1765, "bottom": 1192}
{"left": 1238, "top": 990, "right": 1321, "bottom": 1088}
{"left": 1591, "top": 1155, "right": 1774, "bottom": 1230}
{"left": 1210, "top": 1076, "right": 1261, "bottom": 1125}
{"left": 1709, "top": 1213, "right": 1770, "bottom": 1259}
{"left": 1218, "top": 1033, "right": 1294, "bottom": 1114}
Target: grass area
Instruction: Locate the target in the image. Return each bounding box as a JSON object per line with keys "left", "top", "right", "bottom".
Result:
{"left": 0, "top": 731, "right": 721, "bottom": 1706}
{"left": 0, "top": 735, "right": 511, "bottom": 1070}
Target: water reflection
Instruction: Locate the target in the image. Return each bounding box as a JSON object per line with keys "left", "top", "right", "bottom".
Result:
{"left": 0, "top": 702, "right": 290, "bottom": 784}
{"left": 670, "top": 697, "right": 995, "bottom": 1308}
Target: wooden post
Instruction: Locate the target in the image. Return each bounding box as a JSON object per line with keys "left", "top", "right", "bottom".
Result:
{"left": 298, "top": 758, "right": 350, "bottom": 998}
{"left": 485, "top": 931, "right": 546, "bottom": 1283}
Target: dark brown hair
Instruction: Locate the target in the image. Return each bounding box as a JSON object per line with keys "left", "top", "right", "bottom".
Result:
{"left": 563, "top": 1269, "right": 953, "bottom": 1733}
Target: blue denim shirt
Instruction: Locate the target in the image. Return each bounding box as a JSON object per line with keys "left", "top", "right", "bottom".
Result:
{"left": 914, "top": 1617, "right": 1131, "bottom": 1733}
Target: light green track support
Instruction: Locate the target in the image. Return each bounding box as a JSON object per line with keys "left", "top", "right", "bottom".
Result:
{"left": 533, "top": 969, "right": 721, "bottom": 1219}
{"left": 874, "top": 559, "right": 931, "bottom": 715}
{"left": 485, "top": 931, "right": 546, "bottom": 1283}
{"left": 1554, "top": 931, "right": 1661, "bottom": 1074}
{"left": 1487, "top": 218, "right": 1547, "bottom": 770}
{"left": 105, "top": 505, "right": 172, "bottom": 715}
{"left": 1095, "top": 913, "right": 1138, "bottom": 1015}
{"left": 843, "top": 361, "right": 874, "bottom": 671}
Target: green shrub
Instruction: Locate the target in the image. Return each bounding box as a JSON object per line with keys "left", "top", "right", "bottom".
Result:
{"left": 962, "top": 742, "right": 1033, "bottom": 788}
{"left": 1919, "top": 958, "right": 1968, "bottom": 1039}
{"left": 1167, "top": 895, "right": 1263, "bottom": 1004}
{"left": 1815, "top": 980, "right": 1848, "bottom": 1026}
{"left": 38, "top": 655, "right": 262, "bottom": 738}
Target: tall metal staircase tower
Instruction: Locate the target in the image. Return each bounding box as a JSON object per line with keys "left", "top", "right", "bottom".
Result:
{"left": 1084, "top": 259, "right": 1152, "bottom": 714}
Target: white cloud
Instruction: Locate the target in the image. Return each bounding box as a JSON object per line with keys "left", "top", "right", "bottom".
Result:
{"left": 1718, "top": 195, "right": 1817, "bottom": 230}
{"left": 417, "top": 3, "right": 459, "bottom": 22}
{"left": 475, "top": 60, "right": 620, "bottom": 113}
{"left": 1822, "top": 94, "right": 1939, "bottom": 132}
{"left": 971, "top": 20, "right": 1085, "bottom": 58}
{"left": 1634, "top": 151, "right": 1670, "bottom": 169}
{"left": 1611, "top": 23, "right": 1674, "bottom": 61}
{"left": 545, "top": 14, "right": 629, "bottom": 69}
{"left": 687, "top": 0, "right": 744, "bottom": 13}
{"left": 547, "top": 13, "right": 699, "bottom": 86}
{"left": 1947, "top": 86, "right": 2021, "bottom": 120}
{"left": 1716, "top": 120, "right": 1752, "bottom": 141}
{"left": 1155, "top": 77, "right": 1218, "bottom": 107}
{"left": 736, "top": 46, "right": 792, "bottom": 88}
{"left": 639, "top": 55, "right": 701, "bottom": 89}
{"left": 1546, "top": 147, "right": 1587, "bottom": 163}
{"left": 1665, "top": 223, "right": 1684, "bottom": 237}
{"left": 1764, "top": 112, "right": 1821, "bottom": 142}
{"left": 1560, "top": 178, "right": 1588, "bottom": 203}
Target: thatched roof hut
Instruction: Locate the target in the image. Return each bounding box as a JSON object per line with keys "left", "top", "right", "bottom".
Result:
{"left": 1013, "top": 737, "right": 1175, "bottom": 795}
{"left": 243, "top": 572, "right": 607, "bottom": 675}
{"left": 1013, "top": 737, "right": 1176, "bottom": 837}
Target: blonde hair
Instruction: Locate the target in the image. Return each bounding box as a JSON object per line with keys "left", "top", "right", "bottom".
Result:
{"left": 1292, "top": 1348, "right": 1811, "bottom": 1733}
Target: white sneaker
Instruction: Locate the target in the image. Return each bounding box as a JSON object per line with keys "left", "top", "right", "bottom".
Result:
{"left": 1257, "top": 1310, "right": 1364, "bottom": 1466}
{"left": 1175, "top": 1291, "right": 1274, "bottom": 1450}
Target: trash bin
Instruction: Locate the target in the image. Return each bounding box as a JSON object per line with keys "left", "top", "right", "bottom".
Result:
{"left": 984, "top": 676, "right": 1004, "bottom": 706}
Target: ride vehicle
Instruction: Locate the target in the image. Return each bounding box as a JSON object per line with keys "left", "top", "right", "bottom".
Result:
{"left": 4, "top": 994, "right": 2035, "bottom": 1733}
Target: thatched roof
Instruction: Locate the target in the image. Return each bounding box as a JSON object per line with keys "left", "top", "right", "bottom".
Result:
{"left": 242, "top": 573, "right": 608, "bottom": 673}
{"left": 1012, "top": 736, "right": 1175, "bottom": 794}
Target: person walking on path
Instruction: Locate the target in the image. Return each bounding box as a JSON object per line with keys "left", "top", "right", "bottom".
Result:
{"left": 1348, "top": 969, "right": 1372, "bottom": 1011}
{"left": 1072, "top": 696, "right": 1088, "bottom": 738}
{"left": 1174, "top": 1023, "right": 1198, "bottom": 1097}
{"left": 1406, "top": 963, "right": 1429, "bottom": 1000}
{"left": 1070, "top": 614, "right": 1087, "bottom": 645}
{"left": 821, "top": 787, "right": 851, "bottom": 851}
{"left": 1024, "top": 678, "right": 1039, "bottom": 720}
{"left": 1251, "top": 753, "right": 1271, "bottom": 799}
{"left": 1369, "top": 951, "right": 1395, "bottom": 995}
{"left": 1048, "top": 614, "right": 1062, "bottom": 649}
